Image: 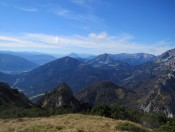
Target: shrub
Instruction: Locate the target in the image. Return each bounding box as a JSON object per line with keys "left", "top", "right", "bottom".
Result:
{"left": 155, "top": 118, "right": 175, "bottom": 132}
{"left": 140, "top": 113, "right": 167, "bottom": 128}
{"left": 111, "top": 104, "right": 129, "bottom": 119}
{"left": 116, "top": 122, "right": 148, "bottom": 132}
{"left": 90, "top": 105, "right": 111, "bottom": 117}
{"left": 0, "top": 106, "right": 48, "bottom": 118}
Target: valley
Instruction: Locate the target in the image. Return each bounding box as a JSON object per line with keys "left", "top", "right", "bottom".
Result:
{"left": 0, "top": 49, "right": 175, "bottom": 131}
{"left": 0, "top": 0, "right": 174, "bottom": 131}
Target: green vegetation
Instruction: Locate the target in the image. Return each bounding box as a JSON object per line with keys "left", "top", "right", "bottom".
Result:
{"left": 47, "top": 107, "right": 77, "bottom": 115}
{"left": 89, "top": 104, "right": 175, "bottom": 131}
{"left": 1, "top": 103, "right": 175, "bottom": 131}
{"left": 116, "top": 122, "right": 149, "bottom": 132}
{"left": 154, "top": 118, "right": 175, "bottom": 132}
{"left": 18, "top": 125, "right": 61, "bottom": 132}
{"left": 91, "top": 105, "right": 111, "bottom": 117}
{"left": 0, "top": 106, "right": 48, "bottom": 119}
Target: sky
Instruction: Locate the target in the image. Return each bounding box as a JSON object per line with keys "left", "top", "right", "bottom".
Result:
{"left": 0, "top": 0, "right": 175, "bottom": 55}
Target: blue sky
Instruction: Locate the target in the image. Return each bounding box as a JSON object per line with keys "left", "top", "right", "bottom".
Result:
{"left": 0, "top": 0, "right": 175, "bottom": 55}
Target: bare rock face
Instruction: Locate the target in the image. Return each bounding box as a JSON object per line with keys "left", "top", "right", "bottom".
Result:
{"left": 155, "top": 48, "right": 175, "bottom": 70}
{"left": 40, "top": 83, "right": 81, "bottom": 110}
{"left": 140, "top": 71, "right": 175, "bottom": 117}
{"left": 120, "top": 49, "right": 175, "bottom": 117}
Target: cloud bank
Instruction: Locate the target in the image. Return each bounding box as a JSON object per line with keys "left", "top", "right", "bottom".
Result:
{"left": 0, "top": 32, "right": 173, "bottom": 55}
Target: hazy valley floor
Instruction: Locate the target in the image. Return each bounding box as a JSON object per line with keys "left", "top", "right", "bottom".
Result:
{"left": 0, "top": 114, "right": 150, "bottom": 132}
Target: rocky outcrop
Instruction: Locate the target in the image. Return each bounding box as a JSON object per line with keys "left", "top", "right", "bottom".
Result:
{"left": 140, "top": 71, "right": 175, "bottom": 117}
{"left": 40, "top": 83, "right": 81, "bottom": 111}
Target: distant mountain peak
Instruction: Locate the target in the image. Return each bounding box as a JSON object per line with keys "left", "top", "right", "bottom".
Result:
{"left": 0, "top": 53, "right": 38, "bottom": 74}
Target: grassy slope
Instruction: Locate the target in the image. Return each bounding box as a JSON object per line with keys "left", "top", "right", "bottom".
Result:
{"left": 0, "top": 114, "right": 151, "bottom": 132}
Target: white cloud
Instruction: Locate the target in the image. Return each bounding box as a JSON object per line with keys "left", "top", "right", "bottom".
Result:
{"left": 88, "top": 32, "right": 107, "bottom": 40}
{"left": 0, "top": 33, "right": 174, "bottom": 55}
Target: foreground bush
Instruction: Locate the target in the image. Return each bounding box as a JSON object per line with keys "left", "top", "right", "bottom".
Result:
{"left": 0, "top": 106, "right": 48, "bottom": 118}
{"left": 116, "top": 122, "right": 149, "bottom": 132}
{"left": 90, "top": 105, "right": 111, "bottom": 117}
{"left": 140, "top": 113, "right": 167, "bottom": 128}
{"left": 154, "top": 118, "right": 175, "bottom": 132}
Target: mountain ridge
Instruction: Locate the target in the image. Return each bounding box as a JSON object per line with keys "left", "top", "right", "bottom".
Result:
{"left": 13, "top": 56, "right": 108, "bottom": 96}
{"left": 0, "top": 53, "right": 38, "bottom": 74}
{"left": 75, "top": 81, "right": 138, "bottom": 108}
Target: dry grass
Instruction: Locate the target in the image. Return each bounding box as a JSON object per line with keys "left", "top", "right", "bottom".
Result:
{"left": 0, "top": 114, "right": 150, "bottom": 132}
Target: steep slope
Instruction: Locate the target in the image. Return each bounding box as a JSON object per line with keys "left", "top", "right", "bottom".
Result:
{"left": 0, "top": 53, "right": 38, "bottom": 73}
{"left": 121, "top": 49, "right": 175, "bottom": 93}
{"left": 0, "top": 82, "right": 33, "bottom": 108}
{"left": 75, "top": 81, "right": 138, "bottom": 107}
{"left": 121, "top": 48, "right": 175, "bottom": 116}
{"left": 140, "top": 71, "right": 175, "bottom": 117}
{"left": 14, "top": 57, "right": 108, "bottom": 96}
{"left": 155, "top": 48, "right": 175, "bottom": 69}
{"left": 39, "top": 83, "right": 81, "bottom": 111}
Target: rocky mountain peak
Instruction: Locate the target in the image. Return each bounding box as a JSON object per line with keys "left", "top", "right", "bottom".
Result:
{"left": 154, "top": 48, "right": 175, "bottom": 71}
{"left": 55, "top": 83, "right": 73, "bottom": 95}
{"left": 89, "top": 53, "right": 112, "bottom": 64}
{"left": 40, "top": 83, "right": 80, "bottom": 110}
{"left": 156, "top": 48, "right": 175, "bottom": 63}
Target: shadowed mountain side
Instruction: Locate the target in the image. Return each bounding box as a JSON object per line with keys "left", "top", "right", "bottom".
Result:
{"left": 13, "top": 57, "right": 108, "bottom": 97}
{"left": 75, "top": 81, "right": 138, "bottom": 108}
{"left": 0, "top": 82, "right": 33, "bottom": 108}
{"left": 0, "top": 72, "right": 17, "bottom": 85}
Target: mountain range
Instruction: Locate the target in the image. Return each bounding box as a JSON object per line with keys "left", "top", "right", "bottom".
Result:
{"left": 0, "top": 53, "right": 38, "bottom": 74}
{"left": 0, "top": 51, "right": 57, "bottom": 65}
{"left": 121, "top": 48, "right": 175, "bottom": 117}
{"left": 0, "top": 49, "right": 175, "bottom": 116}
{"left": 12, "top": 57, "right": 107, "bottom": 96}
